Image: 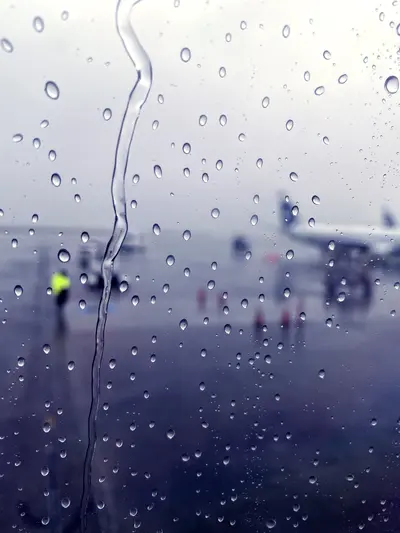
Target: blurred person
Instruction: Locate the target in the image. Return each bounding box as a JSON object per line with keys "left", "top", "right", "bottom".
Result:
{"left": 51, "top": 269, "right": 71, "bottom": 332}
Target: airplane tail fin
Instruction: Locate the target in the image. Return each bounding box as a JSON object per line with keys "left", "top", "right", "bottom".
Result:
{"left": 382, "top": 208, "right": 396, "bottom": 228}
{"left": 279, "top": 194, "right": 298, "bottom": 231}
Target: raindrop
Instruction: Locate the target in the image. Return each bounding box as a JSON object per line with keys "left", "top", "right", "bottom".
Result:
{"left": 286, "top": 119, "right": 294, "bottom": 131}
{"left": 103, "top": 108, "right": 112, "bottom": 121}
{"left": 48, "top": 150, "right": 56, "bottom": 161}
{"left": 253, "top": 194, "right": 259, "bottom": 204}
{"left": 11, "top": 238, "right": 18, "bottom": 248}
{"left": 238, "top": 133, "right": 246, "bottom": 142}
{"left": 318, "top": 369, "right": 325, "bottom": 379}
{"left": 323, "top": 50, "right": 331, "bottom": 60}
{"left": 286, "top": 249, "right": 294, "bottom": 260}
{"left": 225, "top": 32, "right": 232, "bottom": 42}
{"left": 166, "top": 429, "right": 175, "bottom": 440}
{"left": 109, "top": 359, "right": 116, "bottom": 369}
{"left": 250, "top": 215, "right": 258, "bottom": 226}
{"left": 119, "top": 280, "right": 129, "bottom": 293}
{"left": 81, "top": 231, "right": 89, "bottom": 243}
{"left": 282, "top": 25, "right": 290, "bottom": 38}
{"left": 199, "top": 114, "right": 207, "bottom": 126}
{"left": 17, "top": 357, "right": 25, "bottom": 367}
{"left": 180, "top": 47, "right": 191, "bottom": 62}
{"left": 179, "top": 319, "right": 188, "bottom": 330}
{"left": 216, "top": 160, "right": 223, "bottom": 170}
{"left": 256, "top": 158, "right": 263, "bottom": 169}
{"left": 241, "top": 298, "right": 248, "bottom": 308}
{"left": 323, "top": 136, "right": 329, "bottom": 145}
{"left": 182, "top": 142, "right": 191, "bottom": 154}
{"left": 157, "top": 93, "right": 164, "bottom": 104}
{"left": 397, "top": 23, "right": 400, "bottom": 36}
{"left": 131, "top": 295, "right": 140, "bottom": 306}
{"left": 80, "top": 274, "right": 88, "bottom": 284}
{"left": 219, "top": 114, "right": 227, "bottom": 126}
{"left": 309, "top": 475, "right": 317, "bottom": 484}
{"left": 181, "top": 453, "right": 190, "bottom": 462}
{"left": 370, "top": 418, "right": 377, "bottom": 426}
{"left": 166, "top": 255, "right": 175, "bottom": 266}
{"left": 61, "top": 10, "right": 69, "bottom": 21}
{"left": 1, "top": 39, "right": 13, "bottom": 53}
{"left": 51, "top": 173, "right": 61, "bottom": 187}
{"left": 154, "top": 165, "right": 162, "bottom": 179}
{"left": 219, "top": 66, "right": 226, "bottom": 78}
{"left": 304, "top": 71, "right": 310, "bottom": 81}
{"left": 33, "top": 16, "right": 45, "bottom": 32}
{"left": 266, "top": 519, "right": 277, "bottom": 529}
{"left": 13, "top": 134, "right": 23, "bottom": 143}
{"left": 58, "top": 249, "right": 70, "bottom": 263}
{"left": 45, "top": 81, "right": 60, "bottom": 100}
{"left": 338, "top": 74, "right": 348, "bottom": 84}
{"left": 240, "top": 20, "right": 247, "bottom": 30}
{"left": 312, "top": 195, "right": 320, "bottom": 205}
{"left": 211, "top": 208, "right": 220, "bottom": 219}
{"left": 283, "top": 288, "right": 291, "bottom": 298}
{"left": 379, "top": 11, "right": 385, "bottom": 21}
{"left": 33, "top": 138, "right": 41, "bottom": 149}
{"left": 202, "top": 172, "right": 209, "bottom": 183}
{"left": 262, "top": 96, "right": 270, "bottom": 108}
{"left": 385, "top": 75, "right": 399, "bottom": 94}
{"left": 43, "top": 422, "right": 51, "bottom": 433}
{"left": 308, "top": 217, "right": 315, "bottom": 227}
{"left": 152, "top": 120, "right": 159, "bottom": 130}
{"left": 40, "top": 119, "right": 49, "bottom": 128}
{"left": 41, "top": 466, "right": 49, "bottom": 476}
{"left": 201, "top": 348, "right": 207, "bottom": 357}
{"left": 14, "top": 285, "right": 23, "bottom": 297}
{"left": 314, "top": 86, "right": 325, "bottom": 96}
{"left": 289, "top": 172, "right": 298, "bottom": 182}
{"left": 43, "top": 344, "right": 50, "bottom": 354}
{"left": 199, "top": 382, "right": 206, "bottom": 391}
{"left": 67, "top": 361, "right": 75, "bottom": 370}
{"left": 130, "top": 200, "right": 137, "bottom": 209}
{"left": 152, "top": 223, "right": 161, "bottom": 235}
{"left": 337, "top": 292, "right": 346, "bottom": 303}
{"left": 182, "top": 229, "right": 191, "bottom": 241}
{"left": 79, "top": 300, "right": 86, "bottom": 310}
{"left": 61, "top": 497, "right": 70, "bottom": 509}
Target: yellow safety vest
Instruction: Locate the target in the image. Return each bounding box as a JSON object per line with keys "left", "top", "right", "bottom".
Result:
{"left": 51, "top": 273, "right": 71, "bottom": 296}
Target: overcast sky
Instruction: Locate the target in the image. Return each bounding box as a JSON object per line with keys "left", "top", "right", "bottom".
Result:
{"left": 1, "top": 0, "right": 400, "bottom": 237}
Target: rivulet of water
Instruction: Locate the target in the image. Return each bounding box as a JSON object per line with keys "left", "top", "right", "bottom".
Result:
{"left": 79, "top": 1, "right": 152, "bottom": 530}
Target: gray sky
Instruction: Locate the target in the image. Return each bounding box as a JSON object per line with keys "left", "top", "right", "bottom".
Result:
{"left": 1, "top": 0, "right": 400, "bottom": 236}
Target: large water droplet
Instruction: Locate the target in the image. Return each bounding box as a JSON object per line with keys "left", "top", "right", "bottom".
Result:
{"left": 289, "top": 171, "right": 298, "bottom": 182}
{"left": 61, "top": 497, "right": 70, "bottom": 509}
{"left": 286, "top": 249, "right": 294, "bottom": 260}
{"left": 266, "top": 519, "right": 277, "bottom": 530}
{"left": 58, "top": 248, "right": 70, "bottom": 263}
{"left": 211, "top": 208, "right": 220, "bottom": 219}
{"left": 1, "top": 39, "right": 13, "bottom": 53}
{"left": 14, "top": 285, "right": 23, "bottom": 297}
{"left": 152, "top": 223, "right": 161, "bottom": 235}
{"left": 12, "top": 134, "right": 23, "bottom": 143}
{"left": 61, "top": 10, "right": 69, "bottom": 21}
{"left": 262, "top": 96, "right": 270, "bottom": 108}
{"left": 282, "top": 25, "right": 290, "bottom": 38}
{"left": 286, "top": 119, "right": 294, "bottom": 131}
{"left": 103, "top": 108, "right": 112, "bottom": 121}
{"left": 219, "top": 114, "right": 227, "bottom": 126}
{"left": 45, "top": 81, "right": 60, "bottom": 100}
{"left": 250, "top": 214, "right": 258, "bottom": 226}
{"left": 40, "top": 119, "right": 49, "bottom": 128}
{"left": 385, "top": 75, "right": 399, "bottom": 94}
{"left": 33, "top": 16, "right": 45, "bottom": 32}
{"left": 312, "top": 195, "right": 320, "bottom": 205}
{"left": 338, "top": 74, "right": 348, "bottom": 84}
{"left": 182, "top": 229, "right": 191, "bottom": 241}
{"left": 304, "top": 71, "right": 310, "bottom": 81}
{"left": 182, "top": 142, "right": 191, "bottom": 154}
{"left": 179, "top": 319, "right": 188, "bottom": 330}
{"left": 256, "top": 158, "right": 263, "bottom": 169}
{"left": 180, "top": 47, "right": 191, "bottom": 62}
{"left": 318, "top": 369, "right": 325, "bottom": 379}
{"left": 308, "top": 217, "right": 315, "bottom": 227}
{"left": 219, "top": 66, "right": 226, "bottom": 78}
{"left": 166, "top": 255, "right": 175, "bottom": 266}
{"left": 51, "top": 173, "right": 61, "bottom": 187}
{"left": 323, "top": 50, "right": 331, "bottom": 60}
{"left": 33, "top": 138, "right": 41, "bottom": 149}
{"left": 154, "top": 165, "right": 162, "bottom": 179}
{"left": 323, "top": 136, "right": 329, "bottom": 145}
{"left": 199, "top": 114, "right": 207, "bottom": 126}
{"left": 166, "top": 429, "right": 175, "bottom": 439}
{"left": 225, "top": 32, "right": 232, "bottom": 42}
{"left": 314, "top": 86, "right": 325, "bottom": 96}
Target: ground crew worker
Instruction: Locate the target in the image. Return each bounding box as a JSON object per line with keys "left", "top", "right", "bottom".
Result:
{"left": 51, "top": 269, "right": 71, "bottom": 331}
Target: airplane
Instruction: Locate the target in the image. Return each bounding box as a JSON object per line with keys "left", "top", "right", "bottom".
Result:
{"left": 279, "top": 194, "right": 400, "bottom": 262}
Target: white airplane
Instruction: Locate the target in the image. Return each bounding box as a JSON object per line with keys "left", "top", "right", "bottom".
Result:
{"left": 280, "top": 195, "right": 400, "bottom": 262}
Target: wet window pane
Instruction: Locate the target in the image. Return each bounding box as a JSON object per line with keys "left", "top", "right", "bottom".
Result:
{"left": 1, "top": 0, "right": 399, "bottom": 531}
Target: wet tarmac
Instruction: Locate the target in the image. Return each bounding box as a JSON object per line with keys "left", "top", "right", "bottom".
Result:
{"left": 1, "top": 229, "right": 400, "bottom": 532}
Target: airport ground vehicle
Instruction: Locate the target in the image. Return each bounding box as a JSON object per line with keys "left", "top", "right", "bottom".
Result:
{"left": 79, "top": 240, "right": 121, "bottom": 290}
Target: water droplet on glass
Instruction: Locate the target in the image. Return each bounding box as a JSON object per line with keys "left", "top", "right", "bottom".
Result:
{"left": 385, "top": 75, "right": 399, "bottom": 94}
{"left": 338, "top": 74, "right": 348, "bottom": 84}
{"left": 48, "top": 149, "right": 56, "bottom": 161}
{"left": 262, "top": 96, "right": 270, "bottom": 108}
{"left": 180, "top": 47, "right": 191, "bottom": 62}
{"left": 17, "top": 356, "right": 25, "bottom": 367}
{"left": 219, "top": 66, "right": 226, "bottom": 78}
{"left": 179, "top": 319, "right": 188, "bottom": 330}
{"left": 119, "top": 280, "right": 129, "bottom": 293}
{"left": 219, "top": 114, "right": 227, "bottom": 126}
{"left": 109, "top": 359, "right": 116, "bottom": 369}
{"left": 14, "top": 285, "right": 23, "bottom": 297}
{"left": 250, "top": 215, "right": 258, "bottom": 226}
{"left": 304, "top": 71, "right": 310, "bottom": 81}
{"left": 211, "top": 208, "right": 220, "bottom": 219}
{"left": 181, "top": 453, "right": 190, "bottom": 462}
{"left": 152, "top": 223, "right": 161, "bottom": 235}
{"left": 41, "top": 466, "right": 49, "bottom": 476}
{"left": 79, "top": 300, "right": 86, "bottom": 310}
{"left": 182, "top": 229, "right": 191, "bottom": 241}
{"left": 308, "top": 217, "right": 315, "bottom": 228}
{"left": 51, "top": 173, "right": 61, "bottom": 187}
{"left": 13, "top": 134, "right": 23, "bottom": 143}
{"left": 33, "top": 16, "right": 45, "bottom": 32}
{"left": 43, "top": 344, "right": 50, "bottom": 354}
{"left": 182, "top": 142, "right": 191, "bottom": 154}
{"left": 323, "top": 136, "right": 329, "bottom": 145}
{"left": 61, "top": 10, "right": 69, "bottom": 21}
{"left": 81, "top": 231, "right": 89, "bottom": 243}
{"left": 43, "top": 422, "right": 51, "bottom": 433}
{"left": 241, "top": 298, "right": 248, "bottom": 309}
{"left": 256, "top": 158, "right": 263, "bottom": 169}
{"left": 154, "top": 165, "right": 162, "bottom": 179}
{"left": 45, "top": 81, "right": 60, "bottom": 100}
{"left": 33, "top": 138, "right": 41, "bottom": 149}
{"left": 163, "top": 283, "right": 169, "bottom": 293}
{"left": 103, "top": 108, "right": 112, "bottom": 121}
{"left": 166, "top": 254, "right": 175, "bottom": 266}
{"left": 286, "top": 119, "right": 294, "bottom": 131}
{"left": 61, "top": 497, "right": 70, "bottom": 509}
{"left": 266, "top": 519, "right": 277, "bottom": 529}
{"left": 314, "top": 86, "right": 325, "bottom": 96}
{"left": 282, "top": 25, "right": 290, "bottom": 38}
{"left": 309, "top": 475, "right": 317, "bottom": 484}
{"left": 131, "top": 295, "right": 140, "bottom": 306}
{"left": 199, "top": 114, "right": 207, "bottom": 126}
{"left": 370, "top": 418, "right": 377, "bottom": 427}
{"left": 379, "top": 11, "right": 385, "bottom": 21}
{"left": 289, "top": 172, "right": 298, "bottom": 182}
{"left": 312, "top": 195, "right": 320, "bottom": 205}
{"left": 323, "top": 50, "right": 331, "bottom": 60}
{"left": 130, "top": 200, "right": 137, "bottom": 209}
{"left": 166, "top": 429, "right": 175, "bottom": 439}
{"left": 58, "top": 248, "right": 70, "bottom": 263}
{"left": 318, "top": 369, "right": 325, "bottom": 379}
{"left": 40, "top": 119, "right": 49, "bottom": 128}
{"left": 1, "top": 39, "right": 13, "bottom": 53}
{"left": 286, "top": 249, "right": 294, "bottom": 260}
{"left": 67, "top": 361, "right": 75, "bottom": 371}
